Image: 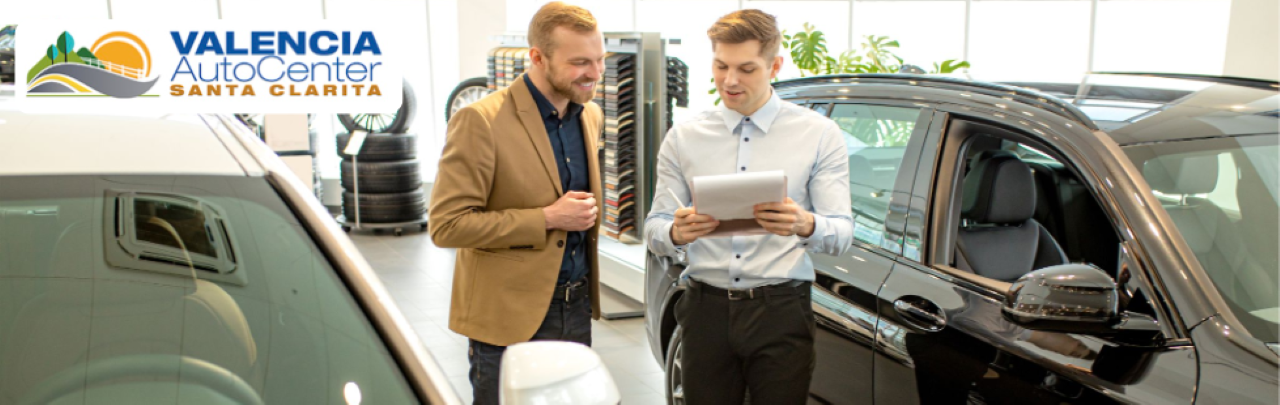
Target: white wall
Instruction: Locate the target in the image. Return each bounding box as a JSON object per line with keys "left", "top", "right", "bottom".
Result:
{"left": 1223, "top": 0, "right": 1279, "bottom": 80}
{"left": 459, "top": 0, "right": 507, "bottom": 80}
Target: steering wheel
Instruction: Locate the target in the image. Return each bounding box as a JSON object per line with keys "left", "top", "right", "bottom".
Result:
{"left": 19, "top": 354, "right": 264, "bottom": 405}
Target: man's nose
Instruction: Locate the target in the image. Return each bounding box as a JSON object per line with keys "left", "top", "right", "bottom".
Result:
{"left": 724, "top": 70, "right": 740, "bottom": 87}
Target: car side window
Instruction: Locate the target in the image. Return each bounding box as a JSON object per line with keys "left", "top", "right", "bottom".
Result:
{"left": 829, "top": 103, "right": 924, "bottom": 253}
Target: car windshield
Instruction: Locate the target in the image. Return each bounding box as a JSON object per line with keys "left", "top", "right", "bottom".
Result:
{"left": 1124, "top": 134, "right": 1280, "bottom": 343}
{"left": 0, "top": 175, "right": 418, "bottom": 404}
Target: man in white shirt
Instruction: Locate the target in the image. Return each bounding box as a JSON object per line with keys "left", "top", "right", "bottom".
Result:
{"left": 643, "top": 9, "right": 854, "bottom": 404}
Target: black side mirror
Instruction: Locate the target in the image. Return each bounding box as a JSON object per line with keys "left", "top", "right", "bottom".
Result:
{"left": 1002, "top": 264, "right": 1120, "bottom": 334}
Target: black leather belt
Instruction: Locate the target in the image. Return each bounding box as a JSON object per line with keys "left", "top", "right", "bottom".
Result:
{"left": 691, "top": 279, "right": 809, "bottom": 301}
{"left": 554, "top": 278, "right": 589, "bottom": 302}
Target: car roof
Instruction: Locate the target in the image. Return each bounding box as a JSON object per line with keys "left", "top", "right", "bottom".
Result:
{"left": 999, "top": 74, "right": 1280, "bottom": 145}
{"left": 0, "top": 110, "right": 261, "bottom": 176}
{"left": 775, "top": 73, "right": 1279, "bottom": 146}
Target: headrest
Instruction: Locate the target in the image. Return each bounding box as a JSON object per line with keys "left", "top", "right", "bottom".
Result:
{"left": 1143, "top": 154, "right": 1219, "bottom": 195}
{"left": 962, "top": 151, "right": 1036, "bottom": 225}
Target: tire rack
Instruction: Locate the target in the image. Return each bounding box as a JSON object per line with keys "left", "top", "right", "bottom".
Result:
{"left": 484, "top": 32, "right": 673, "bottom": 244}
{"left": 336, "top": 132, "right": 428, "bottom": 237}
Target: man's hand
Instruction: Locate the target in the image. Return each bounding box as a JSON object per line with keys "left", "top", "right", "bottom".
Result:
{"left": 671, "top": 206, "right": 719, "bottom": 245}
{"left": 754, "top": 198, "right": 815, "bottom": 237}
{"left": 544, "top": 191, "right": 597, "bottom": 231}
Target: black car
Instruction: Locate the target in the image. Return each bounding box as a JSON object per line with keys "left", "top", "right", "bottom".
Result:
{"left": 645, "top": 73, "right": 1280, "bottom": 404}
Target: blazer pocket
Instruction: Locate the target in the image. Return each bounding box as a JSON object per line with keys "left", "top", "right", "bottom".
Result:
{"left": 473, "top": 248, "right": 525, "bottom": 262}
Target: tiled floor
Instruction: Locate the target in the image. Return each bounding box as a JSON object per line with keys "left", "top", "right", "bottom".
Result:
{"left": 347, "top": 229, "right": 667, "bottom": 405}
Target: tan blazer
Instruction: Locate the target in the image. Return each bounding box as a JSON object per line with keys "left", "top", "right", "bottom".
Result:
{"left": 429, "top": 74, "right": 604, "bottom": 346}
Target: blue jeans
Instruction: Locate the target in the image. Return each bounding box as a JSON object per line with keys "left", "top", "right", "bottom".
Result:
{"left": 468, "top": 283, "right": 592, "bottom": 405}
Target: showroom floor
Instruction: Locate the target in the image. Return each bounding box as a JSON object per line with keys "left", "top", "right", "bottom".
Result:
{"left": 348, "top": 230, "right": 667, "bottom": 404}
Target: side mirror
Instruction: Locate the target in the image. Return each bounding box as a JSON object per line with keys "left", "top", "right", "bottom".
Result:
{"left": 500, "top": 341, "right": 621, "bottom": 405}
{"left": 1003, "top": 264, "right": 1120, "bottom": 334}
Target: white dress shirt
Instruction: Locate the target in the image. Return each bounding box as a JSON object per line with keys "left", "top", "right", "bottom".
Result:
{"left": 644, "top": 91, "right": 854, "bottom": 289}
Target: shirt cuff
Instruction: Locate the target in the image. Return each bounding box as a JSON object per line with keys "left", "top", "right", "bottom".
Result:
{"left": 664, "top": 222, "right": 692, "bottom": 262}
{"left": 797, "top": 215, "right": 827, "bottom": 250}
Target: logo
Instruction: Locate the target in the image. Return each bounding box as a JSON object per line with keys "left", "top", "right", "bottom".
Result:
{"left": 26, "top": 30, "right": 157, "bottom": 98}
{"left": 16, "top": 23, "right": 402, "bottom": 113}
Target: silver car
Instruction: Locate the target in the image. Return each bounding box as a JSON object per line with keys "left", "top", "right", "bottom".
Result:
{"left": 0, "top": 112, "right": 460, "bottom": 404}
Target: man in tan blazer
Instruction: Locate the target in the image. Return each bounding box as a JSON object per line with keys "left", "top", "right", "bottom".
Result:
{"left": 428, "top": 2, "right": 605, "bottom": 403}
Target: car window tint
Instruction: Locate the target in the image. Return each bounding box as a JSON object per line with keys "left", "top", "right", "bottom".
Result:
{"left": 0, "top": 175, "right": 418, "bottom": 405}
{"left": 1126, "top": 135, "right": 1279, "bottom": 343}
{"left": 829, "top": 103, "right": 923, "bottom": 253}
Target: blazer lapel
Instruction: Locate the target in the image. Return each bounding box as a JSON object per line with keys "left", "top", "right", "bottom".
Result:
{"left": 511, "top": 75, "right": 564, "bottom": 196}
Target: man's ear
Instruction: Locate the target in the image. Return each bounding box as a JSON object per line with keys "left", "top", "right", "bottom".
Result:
{"left": 529, "top": 47, "right": 546, "bottom": 69}
{"left": 770, "top": 55, "right": 784, "bottom": 79}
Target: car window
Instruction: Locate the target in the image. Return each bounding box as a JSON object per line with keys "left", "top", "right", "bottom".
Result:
{"left": 0, "top": 175, "right": 417, "bottom": 404}
{"left": 812, "top": 103, "right": 831, "bottom": 117}
{"left": 1125, "top": 134, "right": 1279, "bottom": 343}
{"left": 829, "top": 103, "right": 924, "bottom": 254}
{"left": 944, "top": 132, "right": 1164, "bottom": 324}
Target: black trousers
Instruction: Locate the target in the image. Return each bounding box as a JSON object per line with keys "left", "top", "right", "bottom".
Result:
{"left": 468, "top": 281, "right": 591, "bottom": 405}
{"left": 676, "top": 279, "right": 816, "bottom": 405}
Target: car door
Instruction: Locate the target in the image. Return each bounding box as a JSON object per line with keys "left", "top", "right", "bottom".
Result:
{"left": 872, "top": 110, "right": 1198, "bottom": 404}
{"left": 805, "top": 101, "right": 934, "bottom": 404}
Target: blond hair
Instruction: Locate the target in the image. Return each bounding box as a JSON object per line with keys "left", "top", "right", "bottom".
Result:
{"left": 707, "top": 9, "right": 781, "bottom": 59}
{"left": 528, "top": 2, "right": 598, "bottom": 56}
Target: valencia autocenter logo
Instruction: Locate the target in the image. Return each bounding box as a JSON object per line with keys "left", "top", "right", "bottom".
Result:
{"left": 168, "top": 31, "right": 384, "bottom": 97}
{"left": 17, "top": 23, "right": 401, "bottom": 113}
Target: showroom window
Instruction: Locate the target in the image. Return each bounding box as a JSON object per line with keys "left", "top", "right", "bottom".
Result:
{"left": 1093, "top": 0, "right": 1230, "bottom": 76}
{"left": 851, "top": 0, "right": 967, "bottom": 74}
{"left": 969, "top": 0, "right": 1093, "bottom": 81}
{"left": 829, "top": 103, "right": 924, "bottom": 254}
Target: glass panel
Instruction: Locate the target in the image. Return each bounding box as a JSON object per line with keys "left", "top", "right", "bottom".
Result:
{"left": 851, "top": 1, "right": 967, "bottom": 74}
{"left": 970, "top": 0, "right": 1092, "bottom": 81}
{"left": 1125, "top": 134, "right": 1279, "bottom": 343}
{"left": 134, "top": 197, "right": 217, "bottom": 258}
{"left": 830, "top": 103, "right": 923, "bottom": 252}
{"left": 1094, "top": 0, "right": 1231, "bottom": 76}
{"left": 0, "top": 175, "right": 418, "bottom": 404}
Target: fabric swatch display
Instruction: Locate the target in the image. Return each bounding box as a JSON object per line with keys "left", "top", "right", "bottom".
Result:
{"left": 600, "top": 54, "right": 640, "bottom": 242}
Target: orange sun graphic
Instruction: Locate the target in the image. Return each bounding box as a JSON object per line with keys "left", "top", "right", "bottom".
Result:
{"left": 90, "top": 31, "right": 151, "bottom": 79}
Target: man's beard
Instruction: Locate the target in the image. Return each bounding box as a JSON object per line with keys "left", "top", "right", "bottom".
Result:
{"left": 546, "top": 66, "right": 595, "bottom": 104}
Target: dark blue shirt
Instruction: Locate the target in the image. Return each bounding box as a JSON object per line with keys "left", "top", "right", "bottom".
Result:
{"left": 524, "top": 74, "right": 590, "bottom": 285}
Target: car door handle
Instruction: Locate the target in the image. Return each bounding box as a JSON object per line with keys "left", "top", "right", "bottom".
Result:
{"left": 893, "top": 298, "right": 947, "bottom": 332}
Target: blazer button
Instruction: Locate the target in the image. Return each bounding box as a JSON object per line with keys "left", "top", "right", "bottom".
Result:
{"left": 557, "top": 240, "right": 565, "bottom": 248}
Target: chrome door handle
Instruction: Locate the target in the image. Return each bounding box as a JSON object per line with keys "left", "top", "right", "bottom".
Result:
{"left": 893, "top": 298, "right": 947, "bottom": 331}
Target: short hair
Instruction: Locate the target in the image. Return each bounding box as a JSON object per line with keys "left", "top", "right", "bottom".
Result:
{"left": 528, "top": 2, "right": 598, "bottom": 56}
{"left": 707, "top": 9, "right": 781, "bottom": 59}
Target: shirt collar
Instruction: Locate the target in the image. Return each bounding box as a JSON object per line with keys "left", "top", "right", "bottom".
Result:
{"left": 524, "top": 74, "right": 582, "bottom": 120}
{"left": 720, "top": 89, "right": 781, "bottom": 134}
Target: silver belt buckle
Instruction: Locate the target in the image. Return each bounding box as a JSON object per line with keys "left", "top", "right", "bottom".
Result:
{"left": 727, "top": 288, "right": 754, "bottom": 300}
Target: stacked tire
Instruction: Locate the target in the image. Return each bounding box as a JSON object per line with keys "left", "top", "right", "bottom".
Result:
{"left": 336, "top": 132, "right": 426, "bottom": 225}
